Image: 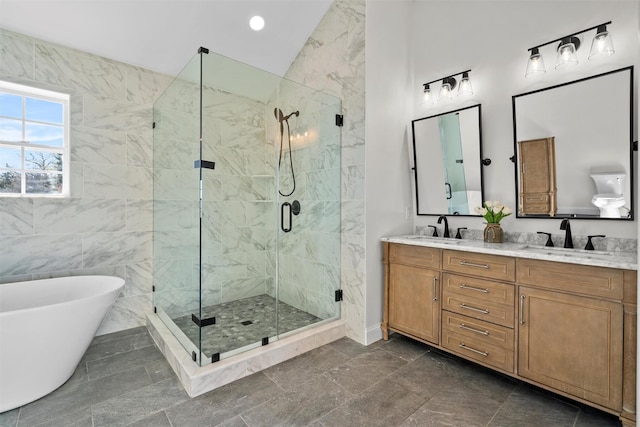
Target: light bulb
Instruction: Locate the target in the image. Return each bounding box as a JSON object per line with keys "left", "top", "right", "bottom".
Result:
{"left": 438, "top": 79, "right": 454, "bottom": 102}
{"left": 555, "top": 37, "right": 579, "bottom": 69}
{"left": 525, "top": 47, "right": 546, "bottom": 77}
{"left": 422, "top": 84, "right": 433, "bottom": 105}
{"left": 249, "top": 16, "right": 265, "bottom": 31}
{"left": 589, "top": 25, "right": 614, "bottom": 59}
{"left": 457, "top": 72, "right": 473, "bottom": 96}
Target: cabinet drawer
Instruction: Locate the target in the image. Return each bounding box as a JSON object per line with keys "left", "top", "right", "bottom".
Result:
{"left": 442, "top": 311, "right": 514, "bottom": 350}
{"left": 517, "top": 258, "right": 624, "bottom": 300}
{"left": 443, "top": 250, "right": 515, "bottom": 282}
{"left": 521, "top": 203, "right": 551, "bottom": 214}
{"left": 523, "top": 193, "right": 551, "bottom": 204}
{"left": 442, "top": 329, "right": 514, "bottom": 372}
{"left": 443, "top": 273, "right": 514, "bottom": 305}
{"left": 442, "top": 292, "right": 514, "bottom": 327}
{"left": 389, "top": 243, "right": 441, "bottom": 269}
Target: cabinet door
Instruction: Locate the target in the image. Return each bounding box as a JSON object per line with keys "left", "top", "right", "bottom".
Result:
{"left": 518, "top": 286, "right": 623, "bottom": 410}
{"left": 389, "top": 263, "right": 440, "bottom": 344}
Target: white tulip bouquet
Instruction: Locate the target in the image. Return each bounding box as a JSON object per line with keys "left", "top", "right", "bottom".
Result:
{"left": 474, "top": 201, "right": 512, "bottom": 224}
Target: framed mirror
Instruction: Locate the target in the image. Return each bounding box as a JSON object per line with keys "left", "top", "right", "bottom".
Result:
{"left": 512, "top": 66, "right": 634, "bottom": 220}
{"left": 412, "top": 104, "right": 485, "bottom": 216}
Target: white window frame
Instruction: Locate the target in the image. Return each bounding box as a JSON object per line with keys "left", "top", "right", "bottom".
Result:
{"left": 0, "top": 80, "right": 70, "bottom": 198}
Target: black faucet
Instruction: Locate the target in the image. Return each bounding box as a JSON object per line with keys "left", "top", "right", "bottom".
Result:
{"left": 455, "top": 227, "right": 467, "bottom": 239}
{"left": 437, "top": 215, "right": 450, "bottom": 238}
{"left": 428, "top": 225, "right": 438, "bottom": 237}
{"left": 560, "top": 219, "right": 573, "bottom": 248}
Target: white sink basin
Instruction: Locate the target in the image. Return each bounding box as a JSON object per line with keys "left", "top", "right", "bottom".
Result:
{"left": 519, "top": 245, "right": 616, "bottom": 258}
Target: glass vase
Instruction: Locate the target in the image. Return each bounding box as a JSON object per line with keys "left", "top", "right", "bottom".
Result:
{"left": 483, "top": 223, "right": 504, "bottom": 243}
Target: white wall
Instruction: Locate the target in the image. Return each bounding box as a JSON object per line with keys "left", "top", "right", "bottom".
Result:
{"left": 365, "top": 0, "right": 639, "bottom": 343}
{"left": 365, "top": 0, "right": 414, "bottom": 343}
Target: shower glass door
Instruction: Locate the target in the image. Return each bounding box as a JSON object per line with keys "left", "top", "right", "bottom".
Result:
{"left": 153, "top": 48, "right": 341, "bottom": 367}
{"left": 273, "top": 78, "right": 342, "bottom": 339}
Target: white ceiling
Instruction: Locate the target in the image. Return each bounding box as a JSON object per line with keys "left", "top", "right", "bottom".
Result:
{"left": 0, "top": 0, "right": 333, "bottom": 77}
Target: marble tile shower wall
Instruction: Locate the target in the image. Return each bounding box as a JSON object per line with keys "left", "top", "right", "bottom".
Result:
{"left": 0, "top": 28, "right": 172, "bottom": 334}
{"left": 153, "top": 77, "right": 274, "bottom": 318}
{"left": 284, "top": 0, "right": 367, "bottom": 342}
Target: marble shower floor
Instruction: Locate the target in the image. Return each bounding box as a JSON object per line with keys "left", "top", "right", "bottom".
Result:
{"left": 0, "top": 327, "right": 624, "bottom": 427}
{"left": 171, "top": 294, "right": 321, "bottom": 357}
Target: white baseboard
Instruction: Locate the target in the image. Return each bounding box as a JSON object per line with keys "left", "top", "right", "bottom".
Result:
{"left": 365, "top": 324, "right": 384, "bottom": 345}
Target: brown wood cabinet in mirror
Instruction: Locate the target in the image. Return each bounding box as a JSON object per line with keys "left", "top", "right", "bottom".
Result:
{"left": 518, "top": 137, "right": 557, "bottom": 216}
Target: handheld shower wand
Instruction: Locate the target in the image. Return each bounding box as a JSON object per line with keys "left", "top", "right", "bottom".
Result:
{"left": 274, "top": 108, "right": 300, "bottom": 197}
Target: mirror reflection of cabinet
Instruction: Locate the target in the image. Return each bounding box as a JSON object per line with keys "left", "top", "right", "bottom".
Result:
{"left": 512, "top": 66, "right": 634, "bottom": 220}
{"left": 518, "top": 137, "right": 557, "bottom": 216}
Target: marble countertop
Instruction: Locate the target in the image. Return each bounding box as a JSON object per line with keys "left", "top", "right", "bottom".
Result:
{"left": 382, "top": 235, "right": 638, "bottom": 270}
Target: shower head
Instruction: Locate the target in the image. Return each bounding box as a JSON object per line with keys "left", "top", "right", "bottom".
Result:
{"left": 274, "top": 108, "right": 284, "bottom": 123}
{"left": 274, "top": 108, "right": 299, "bottom": 123}
{"left": 282, "top": 110, "right": 299, "bottom": 121}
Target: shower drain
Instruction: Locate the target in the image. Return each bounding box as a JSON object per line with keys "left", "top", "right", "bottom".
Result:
{"left": 240, "top": 320, "right": 253, "bottom": 326}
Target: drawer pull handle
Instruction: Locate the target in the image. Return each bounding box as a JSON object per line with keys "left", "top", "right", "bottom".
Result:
{"left": 433, "top": 276, "right": 438, "bottom": 301}
{"left": 459, "top": 303, "right": 489, "bottom": 314}
{"left": 459, "top": 323, "right": 489, "bottom": 336}
{"left": 519, "top": 294, "right": 526, "bottom": 325}
{"left": 459, "top": 284, "right": 489, "bottom": 293}
{"left": 459, "top": 343, "right": 488, "bottom": 357}
{"left": 459, "top": 260, "right": 489, "bottom": 269}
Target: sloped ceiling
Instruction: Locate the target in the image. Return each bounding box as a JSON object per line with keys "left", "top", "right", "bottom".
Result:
{"left": 0, "top": 0, "right": 333, "bottom": 77}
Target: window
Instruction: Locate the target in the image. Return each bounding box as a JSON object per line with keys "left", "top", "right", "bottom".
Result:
{"left": 0, "top": 81, "right": 70, "bottom": 197}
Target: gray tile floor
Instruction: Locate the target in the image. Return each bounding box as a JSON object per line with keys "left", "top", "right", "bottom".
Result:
{"left": 0, "top": 327, "right": 622, "bottom": 427}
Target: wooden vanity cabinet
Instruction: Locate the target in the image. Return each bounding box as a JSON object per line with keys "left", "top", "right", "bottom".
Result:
{"left": 383, "top": 243, "right": 441, "bottom": 344}
{"left": 382, "top": 242, "right": 637, "bottom": 426}
{"left": 517, "top": 258, "right": 636, "bottom": 425}
{"left": 440, "top": 250, "right": 516, "bottom": 373}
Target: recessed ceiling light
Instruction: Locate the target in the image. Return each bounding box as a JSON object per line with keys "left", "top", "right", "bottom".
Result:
{"left": 249, "top": 16, "right": 265, "bottom": 31}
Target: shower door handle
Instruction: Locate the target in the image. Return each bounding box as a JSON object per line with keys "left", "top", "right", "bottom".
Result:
{"left": 281, "top": 202, "right": 292, "bottom": 233}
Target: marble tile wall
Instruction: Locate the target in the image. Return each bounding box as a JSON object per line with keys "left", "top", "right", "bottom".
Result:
{"left": 284, "top": 0, "right": 367, "bottom": 342}
{"left": 0, "top": 28, "right": 172, "bottom": 335}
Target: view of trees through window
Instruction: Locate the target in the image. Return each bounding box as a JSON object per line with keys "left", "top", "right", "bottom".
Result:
{"left": 0, "top": 81, "right": 69, "bottom": 196}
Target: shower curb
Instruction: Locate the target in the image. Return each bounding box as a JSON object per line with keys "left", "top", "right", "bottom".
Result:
{"left": 146, "top": 314, "right": 346, "bottom": 397}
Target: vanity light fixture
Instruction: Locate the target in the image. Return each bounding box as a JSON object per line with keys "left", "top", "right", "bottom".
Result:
{"left": 422, "top": 83, "right": 434, "bottom": 105}
{"left": 525, "top": 21, "right": 614, "bottom": 77}
{"left": 589, "top": 24, "right": 615, "bottom": 59}
{"left": 421, "top": 70, "right": 472, "bottom": 104}
{"left": 525, "top": 47, "right": 546, "bottom": 77}
{"left": 555, "top": 36, "right": 580, "bottom": 69}
{"left": 457, "top": 72, "right": 473, "bottom": 96}
{"left": 438, "top": 77, "right": 455, "bottom": 101}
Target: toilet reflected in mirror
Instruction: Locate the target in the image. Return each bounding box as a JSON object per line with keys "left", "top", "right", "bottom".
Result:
{"left": 590, "top": 172, "right": 626, "bottom": 218}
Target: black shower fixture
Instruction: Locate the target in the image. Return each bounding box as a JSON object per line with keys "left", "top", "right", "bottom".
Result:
{"left": 275, "top": 107, "right": 300, "bottom": 197}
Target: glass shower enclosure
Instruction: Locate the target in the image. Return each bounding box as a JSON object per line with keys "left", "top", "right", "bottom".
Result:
{"left": 152, "top": 48, "right": 341, "bottom": 365}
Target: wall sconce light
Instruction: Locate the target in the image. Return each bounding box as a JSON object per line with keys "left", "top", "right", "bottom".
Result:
{"left": 421, "top": 70, "right": 473, "bottom": 104}
{"left": 525, "top": 21, "right": 614, "bottom": 78}
{"left": 438, "top": 77, "right": 455, "bottom": 101}
{"left": 525, "top": 47, "right": 546, "bottom": 77}
{"left": 422, "top": 83, "right": 433, "bottom": 105}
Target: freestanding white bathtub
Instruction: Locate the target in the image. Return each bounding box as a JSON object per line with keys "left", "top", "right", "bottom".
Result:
{"left": 0, "top": 275, "right": 124, "bottom": 412}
